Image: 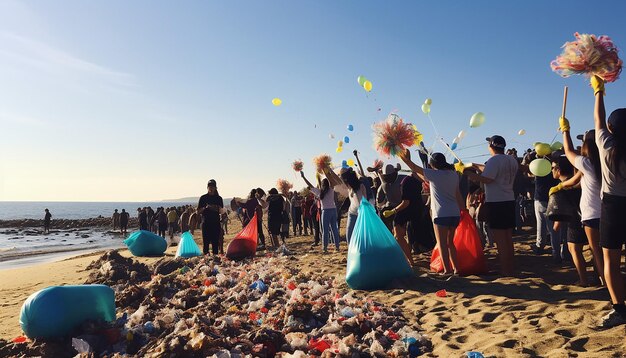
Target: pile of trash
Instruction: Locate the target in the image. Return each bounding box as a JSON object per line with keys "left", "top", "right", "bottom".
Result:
{"left": 1, "top": 250, "right": 431, "bottom": 357}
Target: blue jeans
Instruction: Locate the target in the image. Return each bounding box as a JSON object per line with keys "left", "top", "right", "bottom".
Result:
{"left": 321, "top": 208, "right": 340, "bottom": 250}
{"left": 534, "top": 200, "right": 558, "bottom": 252}
{"left": 346, "top": 213, "right": 358, "bottom": 244}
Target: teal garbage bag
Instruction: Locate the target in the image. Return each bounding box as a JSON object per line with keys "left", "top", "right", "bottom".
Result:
{"left": 20, "top": 285, "right": 115, "bottom": 339}
{"left": 175, "top": 231, "right": 202, "bottom": 258}
{"left": 346, "top": 198, "right": 413, "bottom": 290}
{"left": 124, "top": 230, "right": 167, "bottom": 257}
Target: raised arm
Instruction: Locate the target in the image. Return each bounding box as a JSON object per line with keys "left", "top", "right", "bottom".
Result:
{"left": 397, "top": 150, "right": 426, "bottom": 182}
{"left": 353, "top": 150, "right": 366, "bottom": 177}
{"left": 300, "top": 171, "right": 314, "bottom": 189}
{"left": 560, "top": 118, "right": 578, "bottom": 166}
{"left": 592, "top": 75, "right": 607, "bottom": 131}
{"left": 322, "top": 166, "right": 343, "bottom": 187}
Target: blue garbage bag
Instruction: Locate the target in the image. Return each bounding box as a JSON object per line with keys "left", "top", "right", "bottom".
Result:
{"left": 346, "top": 198, "right": 413, "bottom": 290}
{"left": 175, "top": 231, "right": 202, "bottom": 258}
{"left": 124, "top": 230, "right": 167, "bottom": 257}
{"left": 20, "top": 285, "right": 115, "bottom": 339}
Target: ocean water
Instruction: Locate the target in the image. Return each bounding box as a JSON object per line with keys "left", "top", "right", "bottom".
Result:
{"left": 0, "top": 201, "right": 195, "bottom": 269}
{"left": 0, "top": 201, "right": 196, "bottom": 220}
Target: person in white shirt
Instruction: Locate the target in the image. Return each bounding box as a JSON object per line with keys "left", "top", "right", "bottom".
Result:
{"left": 323, "top": 167, "right": 367, "bottom": 244}
{"left": 399, "top": 151, "right": 464, "bottom": 274}
{"left": 464, "top": 135, "right": 518, "bottom": 276}
{"left": 300, "top": 171, "right": 341, "bottom": 252}
{"left": 584, "top": 75, "right": 626, "bottom": 328}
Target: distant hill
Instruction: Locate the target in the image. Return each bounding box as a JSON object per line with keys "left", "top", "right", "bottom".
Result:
{"left": 160, "top": 197, "right": 198, "bottom": 203}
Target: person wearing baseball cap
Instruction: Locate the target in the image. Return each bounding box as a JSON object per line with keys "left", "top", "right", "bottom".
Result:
{"left": 197, "top": 179, "right": 224, "bottom": 255}
{"left": 464, "top": 134, "right": 518, "bottom": 276}
{"left": 588, "top": 75, "right": 626, "bottom": 328}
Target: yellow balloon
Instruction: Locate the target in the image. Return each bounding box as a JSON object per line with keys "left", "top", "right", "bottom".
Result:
{"left": 535, "top": 143, "right": 552, "bottom": 157}
{"left": 425, "top": 98, "right": 432, "bottom": 105}
{"left": 336, "top": 147, "right": 343, "bottom": 153}
{"left": 421, "top": 103, "right": 430, "bottom": 114}
{"left": 272, "top": 98, "right": 282, "bottom": 106}
{"left": 363, "top": 80, "right": 372, "bottom": 92}
{"left": 347, "top": 159, "right": 355, "bottom": 167}
{"left": 338, "top": 140, "right": 343, "bottom": 147}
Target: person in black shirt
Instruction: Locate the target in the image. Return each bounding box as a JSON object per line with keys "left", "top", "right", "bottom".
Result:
{"left": 43, "top": 209, "right": 52, "bottom": 234}
{"left": 138, "top": 208, "right": 148, "bottom": 231}
{"left": 119, "top": 209, "right": 130, "bottom": 234}
{"left": 197, "top": 179, "right": 224, "bottom": 255}
{"left": 257, "top": 188, "right": 284, "bottom": 248}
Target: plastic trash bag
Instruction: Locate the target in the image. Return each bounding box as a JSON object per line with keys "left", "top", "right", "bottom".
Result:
{"left": 346, "top": 198, "right": 413, "bottom": 290}
{"left": 226, "top": 213, "right": 258, "bottom": 260}
{"left": 430, "top": 210, "right": 487, "bottom": 275}
{"left": 20, "top": 285, "right": 115, "bottom": 339}
{"left": 123, "top": 230, "right": 167, "bottom": 257}
{"left": 175, "top": 231, "right": 202, "bottom": 258}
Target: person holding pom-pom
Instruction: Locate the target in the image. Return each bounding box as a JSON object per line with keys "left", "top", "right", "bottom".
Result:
{"left": 589, "top": 75, "right": 626, "bottom": 328}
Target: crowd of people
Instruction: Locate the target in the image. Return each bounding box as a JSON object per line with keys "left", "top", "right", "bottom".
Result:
{"left": 43, "top": 76, "right": 625, "bottom": 329}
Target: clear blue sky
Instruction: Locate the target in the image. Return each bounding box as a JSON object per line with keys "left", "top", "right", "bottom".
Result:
{"left": 1, "top": 0, "right": 625, "bottom": 201}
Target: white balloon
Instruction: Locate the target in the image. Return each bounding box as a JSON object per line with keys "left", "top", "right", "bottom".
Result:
{"left": 452, "top": 136, "right": 460, "bottom": 144}
{"left": 518, "top": 129, "right": 526, "bottom": 136}
{"left": 458, "top": 130, "right": 467, "bottom": 139}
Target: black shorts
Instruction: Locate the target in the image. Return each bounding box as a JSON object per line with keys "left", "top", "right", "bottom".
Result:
{"left": 567, "top": 222, "right": 587, "bottom": 244}
{"left": 486, "top": 201, "right": 515, "bottom": 230}
{"left": 600, "top": 193, "right": 626, "bottom": 249}
{"left": 394, "top": 207, "right": 419, "bottom": 226}
{"left": 582, "top": 219, "right": 600, "bottom": 230}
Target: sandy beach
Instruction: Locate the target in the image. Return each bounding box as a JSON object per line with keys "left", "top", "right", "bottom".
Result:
{"left": 1, "top": 218, "right": 625, "bottom": 357}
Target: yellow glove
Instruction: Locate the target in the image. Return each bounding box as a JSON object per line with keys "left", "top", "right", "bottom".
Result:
{"left": 591, "top": 75, "right": 605, "bottom": 96}
{"left": 559, "top": 116, "right": 570, "bottom": 132}
{"left": 382, "top": 209, "right": 396, "bottom": 218}
{"left": 454, "top": 161, "right": 465, "bottom": 174}
{"left": 549, "top": 183, "right": 563, "bottom": 196}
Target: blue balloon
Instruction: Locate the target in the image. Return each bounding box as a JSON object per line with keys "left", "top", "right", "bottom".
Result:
{"left": 451, "top": 143, "right": 458, "bottom": 150}
{"left": 342, "top": 160, "right": 348, "bottom": 168}
{"left": 347, "top": 124, "right": 354, "bottom": 131}
{"left": 344, "top": 136, "right": 350, "bottom": 143}
{"left": 453, "top": 158, "right": 459, "bottom": 164}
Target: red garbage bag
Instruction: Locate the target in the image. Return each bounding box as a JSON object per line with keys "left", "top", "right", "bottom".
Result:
{"left": 430, "top": 210, "right": 487, "bottom": 275}
{"left": 226, "top": 213, "right": 258, "bottom": 260}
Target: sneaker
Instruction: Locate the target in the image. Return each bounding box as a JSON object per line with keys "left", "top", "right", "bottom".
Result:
{"left": 599, "top": 309, "right": 626, "bottom": 329}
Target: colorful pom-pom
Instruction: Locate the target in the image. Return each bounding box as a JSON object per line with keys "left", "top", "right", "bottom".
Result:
{"left": 276, "top": 179, "right": 293, "bottom": 196}
{"left": 292, "top": 160, "right": 303, "bottom": 172}
{"left": 313, "top": 154, "right": 332, "bottom": 173}
{"left": 372, "top": 114, "right": 416, "bottom": 157}
{"left": 551, "top": 32, "right": 622, "bottom": 83}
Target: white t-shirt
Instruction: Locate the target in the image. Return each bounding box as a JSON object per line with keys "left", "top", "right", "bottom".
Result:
{"left": 596, "top": 128, "right": 626, "bottom": 196}
{"left": 482, "top": 154, "right": 518, "bottom": 202}
{"left": 423, "top": 168, "right": 460, "bottom": 219}
{"left": 310, "top": 187, "right": 336, "bottom": 210}
{"left": 573, "top": 156, "right": 602, "bottom": 220}
{"left": 334, "top": 183, "right": 366, "bottom": 216}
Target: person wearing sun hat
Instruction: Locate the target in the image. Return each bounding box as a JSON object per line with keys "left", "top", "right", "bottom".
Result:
{"left": 464, "top": 135, "right": 519, "bottom": 276}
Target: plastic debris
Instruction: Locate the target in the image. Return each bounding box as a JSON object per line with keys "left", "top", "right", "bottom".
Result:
{"left": 0, "top": 249, "right": 431, "bottom": 356}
